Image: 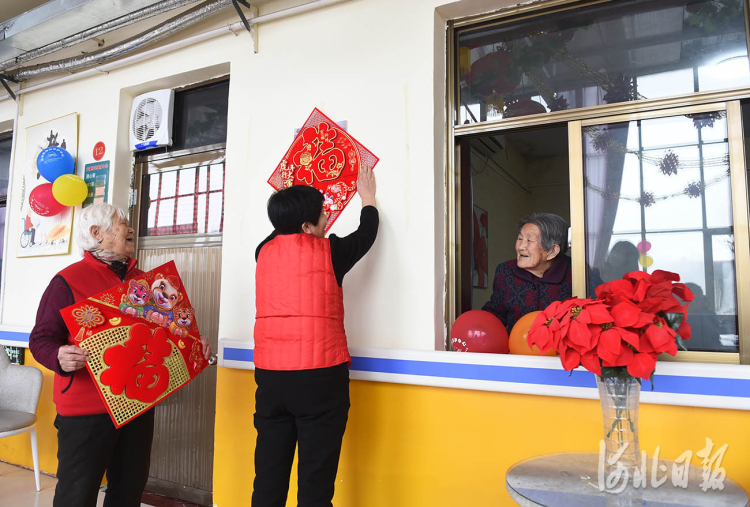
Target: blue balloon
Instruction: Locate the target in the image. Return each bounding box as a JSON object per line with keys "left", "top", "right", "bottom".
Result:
{"left": 36, "top": 147, "right": 75, "bottom": 183}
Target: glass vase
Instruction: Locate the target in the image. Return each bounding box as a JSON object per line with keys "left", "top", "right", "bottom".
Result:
{"left": 597, "top": 375, "right": 641, "bottom": 485}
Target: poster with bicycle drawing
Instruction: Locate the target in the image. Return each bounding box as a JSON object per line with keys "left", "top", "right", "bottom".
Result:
{"left": 18, "top": 113, "right": 78, "bottom": 258}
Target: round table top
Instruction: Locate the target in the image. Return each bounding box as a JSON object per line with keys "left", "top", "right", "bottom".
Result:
{"left": 506, "top": 452, "right": 749, "bottom": 507}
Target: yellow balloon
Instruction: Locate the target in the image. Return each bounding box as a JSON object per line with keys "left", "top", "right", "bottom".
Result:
{"left": 639, "top": 254, "right": 654, "bottom": 268}
{"left": 52, "top": 174, "right": 88, "bottom": 206}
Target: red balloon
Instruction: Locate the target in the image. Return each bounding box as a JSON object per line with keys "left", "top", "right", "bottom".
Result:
{"left": 451, "top": 310, "right": 509, "bottom": 354}
{"left": 29, "top": 183, "right": 66, "bottom": 217}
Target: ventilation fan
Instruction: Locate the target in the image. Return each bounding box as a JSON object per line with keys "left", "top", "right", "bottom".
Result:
{"left": 129, "top": 89, "right": 175, "bottom": 151}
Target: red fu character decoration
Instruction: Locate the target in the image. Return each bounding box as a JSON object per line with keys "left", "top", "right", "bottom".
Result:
{"left": 267, "top": 108, "right": 379, "bottom": 233}
{"left": 100, "top": 324, "right": 171, "bottom": 404}
{"left": 60, "top": 261, "right": 206, "bottom": 428}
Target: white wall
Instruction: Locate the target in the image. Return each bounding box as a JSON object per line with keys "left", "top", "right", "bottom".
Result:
{"left": 0, "top": 0, "right": 521, "bottom": 350}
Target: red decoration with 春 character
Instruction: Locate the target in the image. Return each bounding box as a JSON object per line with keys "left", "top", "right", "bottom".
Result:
{"left": 267, "top": 108, "right": 379, "bottom": 232}
{"left": 60, "top": 261, "right": 206, "bottom": 428}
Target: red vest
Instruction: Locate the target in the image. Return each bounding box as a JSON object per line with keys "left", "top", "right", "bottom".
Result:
{"left": 53, "top": 252, "right": 143, "bottom": 416}
{"left": 254, "top": 234, "right": 349, "bottom": 370}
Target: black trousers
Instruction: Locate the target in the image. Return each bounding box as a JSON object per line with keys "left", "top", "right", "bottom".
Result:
{"left": 252, "top": 363, "right": 350, "bottom": 507}
{"left": 53, "top": 409, "right": 155, "bottom": 507}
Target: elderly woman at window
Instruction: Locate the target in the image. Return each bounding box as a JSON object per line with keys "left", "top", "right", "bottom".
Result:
{"left": 29, "top": 203, "right": 211, "bottom": 507}
{"left": 482, "top": 212, "right": 572, "bottom": 334}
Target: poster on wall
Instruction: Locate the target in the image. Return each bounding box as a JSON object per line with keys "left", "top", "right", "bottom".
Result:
{"left": 82, "top": 160, "right": 110, "bottom": 208}
{"left": 18, "top": 113, "right": 78, "bottom": 258}
{"left": 473, "top": 205, "right": 488, "bottom": 288}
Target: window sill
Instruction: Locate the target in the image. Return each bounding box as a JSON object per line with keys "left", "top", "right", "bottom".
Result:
{"left": 219, "top": 338, "right": 750, "bottom": 411}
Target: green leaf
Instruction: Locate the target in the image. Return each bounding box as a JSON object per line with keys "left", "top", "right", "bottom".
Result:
{"left": 665, "top": 312, "right": 684, "bottom": 331}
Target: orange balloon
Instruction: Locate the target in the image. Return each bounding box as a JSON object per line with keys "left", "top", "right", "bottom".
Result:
{"left": 509, "top": 311, "right": 557, "bottom": 356}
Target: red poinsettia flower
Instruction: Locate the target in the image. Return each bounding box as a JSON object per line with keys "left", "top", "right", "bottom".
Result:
{"left": 527, "top": 301, "right": 568, "bottom": 353}
{"left": 557, "top": 299, "right": 613, "bottom": 353}
{"left": 562, "top": 309, "right": 592, "bottom": 352}
{"left": 651, "top": 270, "right": 680, "bottom": 283}
{"left": 530, "top": 268, "right": 694, "bottom": 383}
{"left": 677, "top": 320, "right": 692, "bottom": 341}
{"left": 627, "top": 352, "right": 658, "bottom": 380}
{"left": 583, "top": 300, "right": 615, "bottom": 325}
{"left": 672, "top": 282, "right": 695, "bottom": 303}
{"left": 580, "top": 350, "right": 601, "bottom": 375}
{"left": 610, "top": 300, "right": 640, "bottom": 327}
{"left": 636, "top": 297, "right": 663, "bottom": 314}
{"left": 591, "top": 322, "right": 639, "bottom": 364}
{"left": 643, "top": 316, "right": 678, "bottom": 356}
{"left": 595, "top": 278, "right": 635, "bottom": 301}
{"left": 558, "top": 340, "right": 582, "bottom": 371}
{"left": 601, "top": 342, "right": 634, "bottom": 368}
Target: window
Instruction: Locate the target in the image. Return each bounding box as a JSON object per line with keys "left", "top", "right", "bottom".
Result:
{"left": 134, "top": 79, "right": 228, "bottom": 240}
{"left": 457, "top": 0, "right": 750, "bottom": 124}
{"left": 171, "top": 80, "right": 229, "bottom": 151}
{"left": 449, "top": 0, "right": 750, "bottom": 363}
{"left": 583, "top": 111, "right": 737, "bottom": 353}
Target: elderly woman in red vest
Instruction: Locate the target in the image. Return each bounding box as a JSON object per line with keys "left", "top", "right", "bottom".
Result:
{"left": 482, "top": 212, "right": 572, "bottom": 334}
{"left": 29, "top": 203, "right": 211, "bottom": 507}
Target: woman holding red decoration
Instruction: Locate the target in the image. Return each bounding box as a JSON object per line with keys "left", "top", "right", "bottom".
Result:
{"left": 29, "top": 203, "right": 211, "bottom": 507}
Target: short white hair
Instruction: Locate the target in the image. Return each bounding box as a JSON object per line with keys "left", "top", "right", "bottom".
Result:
{"left": 76, "top": 203, "right": 127, "bottom": 255}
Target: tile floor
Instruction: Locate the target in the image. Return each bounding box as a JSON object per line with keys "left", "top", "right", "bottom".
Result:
{"left": 0, "top": 461, "right": 205, "bottom": 507}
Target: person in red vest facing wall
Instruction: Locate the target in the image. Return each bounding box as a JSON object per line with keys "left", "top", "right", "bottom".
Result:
{"left": 253, "top": 165, "right": 378, "bottom": 507}
{"left": 28, "top": 203, "right": 211, "bottom": 507}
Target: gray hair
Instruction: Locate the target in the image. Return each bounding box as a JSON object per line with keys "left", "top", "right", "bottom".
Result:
{"left": 518, "top": 212, "right": 569, "bottom": 256}
{"left": 76, "top": 203, "right": 127, "bottom": 255}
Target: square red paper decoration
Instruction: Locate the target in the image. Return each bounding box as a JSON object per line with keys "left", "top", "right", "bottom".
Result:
{"left": 267, "top": 108, "right": 379, "bottom": 232}
{"left": 60, "top": 261, "right": 207, "bottom": 428}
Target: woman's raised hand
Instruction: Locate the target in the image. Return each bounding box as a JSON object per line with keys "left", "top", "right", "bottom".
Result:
{"left": 357, "top": 165, "right": 376, "bottom": 207}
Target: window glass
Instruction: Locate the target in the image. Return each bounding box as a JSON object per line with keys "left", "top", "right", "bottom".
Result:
{"left": 457, "top": 0, "right": 750, "bottom": 124}
{"left": 139, "top": 163, "right": 225, "bottom": 237}
{"left": 171, "top": 80, "right": 229, "bottom": 150}
{"left": 583, "top": 112, "right": 737, "bottom": 353}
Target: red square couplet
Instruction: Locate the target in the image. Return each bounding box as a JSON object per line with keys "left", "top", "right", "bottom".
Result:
{"left": 267, "top": 108, "right": 379, "bottom": 232}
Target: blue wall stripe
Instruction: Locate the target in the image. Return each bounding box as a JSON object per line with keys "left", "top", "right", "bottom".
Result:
{"left": 224, "top": 347, "right": 254, "bottom": 362}
{"left": 222, "top": 347, "right": 750, "bottom": 399}
{"left": 351, "top": 356, "right": 597, "bottom": 388}
{"left": 0, "top": 330, "right": 30, "bottom": 342}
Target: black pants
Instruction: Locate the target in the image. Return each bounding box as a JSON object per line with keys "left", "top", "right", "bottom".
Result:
{"left": 252, "top": 363, "right": 350, "bottom": 507}
{"left": 53, "top": 409, "right": 155, "bottom": 507}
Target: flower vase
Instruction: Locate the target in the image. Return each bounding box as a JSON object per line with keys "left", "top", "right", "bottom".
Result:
{"left": 597, "top": 375, "right": 641, "bottom": 484}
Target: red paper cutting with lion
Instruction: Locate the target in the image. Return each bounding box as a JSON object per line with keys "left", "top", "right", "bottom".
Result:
{"left": 60, "top": 261, "right": 206, "bottom": 428}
